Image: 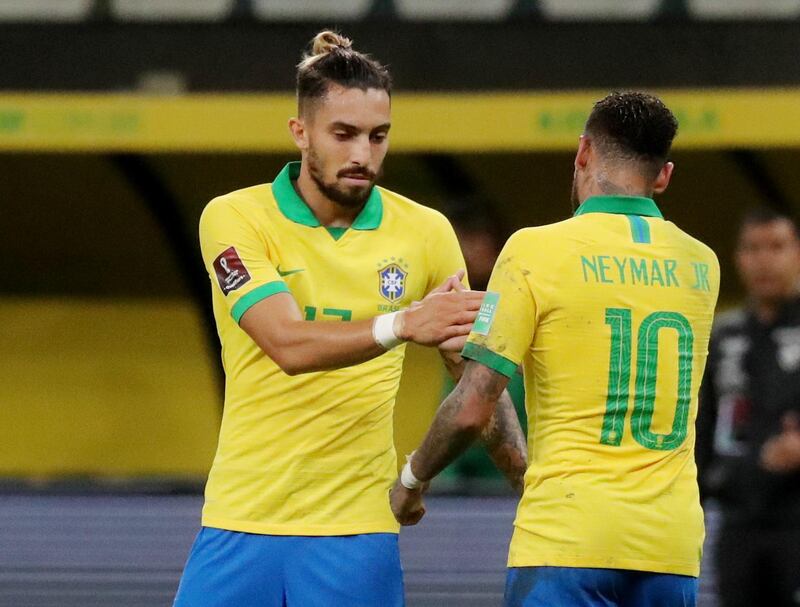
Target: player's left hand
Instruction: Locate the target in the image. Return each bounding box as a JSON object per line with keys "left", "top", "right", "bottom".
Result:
{"left": 427, "top": 270, "right": 467, "bottom": 295}
{"left": 760, "top": 412, "right": 800, "bottom": 473}
{"left": 389, "top": 479, "right": 427, "bottom": 526}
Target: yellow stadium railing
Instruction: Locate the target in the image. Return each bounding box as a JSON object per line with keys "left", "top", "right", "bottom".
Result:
{"left": 0, "top": 88, "right": 797, "bottom": 152}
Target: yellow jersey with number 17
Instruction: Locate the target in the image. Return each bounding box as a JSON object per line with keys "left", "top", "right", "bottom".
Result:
{"left": 198, "top": 162, "right": 466, "bottom": 537}
{"left": 463, "top": 196, "right": 719, "bottom": 577}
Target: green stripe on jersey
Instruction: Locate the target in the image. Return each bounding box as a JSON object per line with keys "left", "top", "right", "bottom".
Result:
{"left": 231, "top": 281, "right": 289, "bottom": 323}
{"left": 461, "top": 343, "right": 518, "bottom": 378}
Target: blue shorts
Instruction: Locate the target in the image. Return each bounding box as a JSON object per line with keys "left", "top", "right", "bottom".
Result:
{"left": 504, "top": 566, "right": 697, "bottom": 607}
{"left": 173, "top": 527, "right": 404, "bottom": 607}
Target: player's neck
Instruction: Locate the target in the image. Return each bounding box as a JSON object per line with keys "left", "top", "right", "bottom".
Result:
{"left": 293, "top": 168, "right": 363, "bottom": 228}
{"left": 585, "top": 171, "right": 652, "bottom": 199}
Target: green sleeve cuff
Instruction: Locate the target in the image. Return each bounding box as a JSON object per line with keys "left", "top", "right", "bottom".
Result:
{"left": 461, "top": 342, "right": 519, "bottom": 379}
{"left": 231, "top": 281, "right": 289, "bottom": 323}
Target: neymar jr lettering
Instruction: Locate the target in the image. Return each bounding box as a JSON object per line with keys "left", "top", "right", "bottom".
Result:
{"left": 581, "top": 254, "right": 712, "bottom": 291}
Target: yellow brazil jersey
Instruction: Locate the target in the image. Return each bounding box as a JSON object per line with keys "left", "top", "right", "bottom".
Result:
{"left": 463, "top": 196, "right": 719, "bottom": 577}
{"left": 198, "top": 162, "right": 466, "bottom": 536}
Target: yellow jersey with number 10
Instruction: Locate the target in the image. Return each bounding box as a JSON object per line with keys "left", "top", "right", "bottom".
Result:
{"left": 198, "top": 162, "right": 466, "bottom": 537}
{"left": 463, "top": 196, "right": 719, "bottom": 577}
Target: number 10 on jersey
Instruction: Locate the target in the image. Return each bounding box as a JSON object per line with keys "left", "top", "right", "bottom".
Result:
{"left": 601, "top": 308, "right": 694, "bottom": 451}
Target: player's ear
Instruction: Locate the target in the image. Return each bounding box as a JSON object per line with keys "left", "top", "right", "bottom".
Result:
{"left": 652, "top": 161, "right": 674, "bottom": 195}
{"left": 288, "top": 117, "right": 308, "bottom": 151}
{"left": 575, "top": 135, "right": 591, "bottom": 171}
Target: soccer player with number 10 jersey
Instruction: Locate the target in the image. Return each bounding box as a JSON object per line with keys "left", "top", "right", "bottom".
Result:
{"left": 393, "top": 92, "right": 720, "bottom": 607}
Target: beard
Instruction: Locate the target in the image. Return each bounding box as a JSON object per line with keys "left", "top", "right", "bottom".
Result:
{"left": 307, "top": 149, "right": 381, "bottom": 209}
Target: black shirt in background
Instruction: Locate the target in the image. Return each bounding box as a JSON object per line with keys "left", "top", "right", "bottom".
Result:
{"left": 697, "top": 298, "right": 800, "bottom": 527}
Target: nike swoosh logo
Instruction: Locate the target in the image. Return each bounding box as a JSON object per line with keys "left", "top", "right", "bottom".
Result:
{"left": 277, "top": 266, "right": 305, "bottom": 277}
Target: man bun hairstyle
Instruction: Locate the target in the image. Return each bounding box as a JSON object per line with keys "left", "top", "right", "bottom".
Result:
{"left": 585, "top": 91, "right": 678, "bottom": 178}
{"left": 296, "top": 30, "right": 392, "bottom": 115}
{"left": 297, "top": 31, "right": 353, "bottom": 70}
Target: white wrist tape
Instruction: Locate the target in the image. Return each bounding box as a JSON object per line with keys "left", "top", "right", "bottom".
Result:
{"left": 372, "top": 312, "right": 403, "bottom": 350}
{"left": 400, "top": 460, "right": 423, "bottom": 490}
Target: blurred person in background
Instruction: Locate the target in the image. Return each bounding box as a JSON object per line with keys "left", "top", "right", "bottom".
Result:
{"left": 392, "top": 92, "right": 720, "bottom": 607}
{"left": 438, "top": 201, "right": 527, "bottom": 492}
{"left": 172, "top": 29, "right": 497, "bottom": 607}
{"left": 697, "top": 208, "right": 800, "bottom": 607}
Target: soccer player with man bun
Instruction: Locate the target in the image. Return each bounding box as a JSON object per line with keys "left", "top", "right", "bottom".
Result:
{"left": 173, "top": 30, "right": 524, "bottom": 606}
{"left": 393, "top": 92, "right": 720, "bottom": 607}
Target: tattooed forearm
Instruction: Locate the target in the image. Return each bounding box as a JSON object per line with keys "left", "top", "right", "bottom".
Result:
{"left": 412, "top": 382, "right": 482, "bottom": 481}
{"left": 481, "top": 391, "right": 527, "bottom": 494}
{"left": 411, "top": 361, "right": 510, "bottom": 482}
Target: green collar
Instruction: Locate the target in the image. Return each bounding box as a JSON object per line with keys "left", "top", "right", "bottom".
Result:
{"left": 271, "top": 161, "right": 383, "bottom": 230}
{"left": 574, "top": 195, "right": 663, "bottom": 218}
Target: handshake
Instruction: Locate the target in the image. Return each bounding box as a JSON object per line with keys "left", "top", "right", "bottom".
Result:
{"left": 391, "top": 270, "right": 485, "bottom": 353}
{"left": 386, "top": 271, "right": 496, "bottom": 526}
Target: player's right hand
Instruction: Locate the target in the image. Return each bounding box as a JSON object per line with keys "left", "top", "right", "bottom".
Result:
{"left": 389, "top": 479, "right": 427, "bottom": 526}
{"left": 394, "top": 277, "right": 484, "bottom": 349}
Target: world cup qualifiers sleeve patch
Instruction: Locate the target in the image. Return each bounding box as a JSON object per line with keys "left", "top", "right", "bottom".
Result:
{"left": 473, "top": 292, "right": 500, "bottom": 335}
{"left": 213, "top": 246, "right": 252, "bottom": 294}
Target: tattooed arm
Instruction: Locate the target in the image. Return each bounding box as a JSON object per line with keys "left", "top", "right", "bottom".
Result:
{"left": 391, "top": 360, "right": 527, "bottom": 524}
{"left": 439, "top": 351, "right": 527, "bottom": 493}
{"left": 480, "top": 391, "right": 527, "bottom": 494}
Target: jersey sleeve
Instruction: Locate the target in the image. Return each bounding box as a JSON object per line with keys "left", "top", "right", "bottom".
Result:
{"left": 199, "top": 197, "right": 289, "bottom": 323}
{"left": 424, "top": 212, "right": 470, "bottom": 293}
{"left": 461, "top": 231, "right": 537, "bottom": 378}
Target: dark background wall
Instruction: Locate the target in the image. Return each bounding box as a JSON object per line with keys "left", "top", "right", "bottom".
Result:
{"left": 4, "top": 20, "right": 800, "bottom": 92}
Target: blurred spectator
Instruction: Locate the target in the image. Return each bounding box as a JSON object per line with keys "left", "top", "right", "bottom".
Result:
{"left": 697, "top": 207, "right": 800, "bottom": 607}
{"left": 446, "top": 202, "right": 504, "bottom": 292}
{"left": 438, "top": 200, "right": 527, "bottom": 492}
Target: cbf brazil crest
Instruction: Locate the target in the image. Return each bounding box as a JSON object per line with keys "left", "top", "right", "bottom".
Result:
{"left": 378, "top": 263, "right": 407, "bottom": 302}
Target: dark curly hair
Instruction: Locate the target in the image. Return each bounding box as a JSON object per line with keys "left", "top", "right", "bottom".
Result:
{"left": 296, "top": 30, "right": 392, "bottom": 116}
{"left": 739, "top": 206, "right": 800, "bottom": 240}
{"left": 585, "top": 92, "right": 678, "bottom": 178}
